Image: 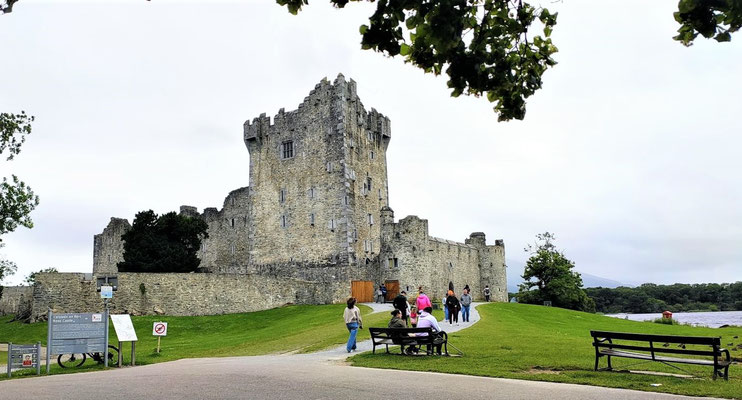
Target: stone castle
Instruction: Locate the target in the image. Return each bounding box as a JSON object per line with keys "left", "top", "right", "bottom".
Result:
{"left": 1, "top": 74, "right": 507, "bottom": 320}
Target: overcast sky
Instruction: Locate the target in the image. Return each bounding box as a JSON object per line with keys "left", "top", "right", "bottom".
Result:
{"left": 1, "top": 0, "right": 740, "bottom": 286}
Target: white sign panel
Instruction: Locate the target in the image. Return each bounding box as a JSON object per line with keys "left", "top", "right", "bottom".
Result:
{"left": 153, "top": 322, "right": 168, "bottom": 337}
{"left": 111, "top": 314, "right": 138, "bottom": 342}
{"left": 100, "top": 285, "right": 113, "bottom": 299}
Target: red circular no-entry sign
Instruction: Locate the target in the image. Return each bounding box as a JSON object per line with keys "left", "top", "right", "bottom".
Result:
{"left": 153, "top": 322, "right": 168, "bottom": 336}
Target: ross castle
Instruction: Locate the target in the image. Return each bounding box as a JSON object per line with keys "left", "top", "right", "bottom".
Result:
{"left": 1, "top": 74, "right": 507, "bottom": 320}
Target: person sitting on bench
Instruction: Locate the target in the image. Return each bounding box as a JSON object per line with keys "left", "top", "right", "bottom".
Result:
{"left": 388, "top": 309, "right": 406, "bottom": 329}
{"left": 417, "top": 307, "right": 445, "bottom": 355}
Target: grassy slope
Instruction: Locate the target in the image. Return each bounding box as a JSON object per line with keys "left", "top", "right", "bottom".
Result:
{"left": 351, "top": 303, "right": 742, "bottom": 398}
{"left": 0, "top": 304, "right": 388, "bottom": 378}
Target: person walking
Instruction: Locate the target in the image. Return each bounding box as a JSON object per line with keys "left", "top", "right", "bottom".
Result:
{"left": 443, "top": 291, "right": 449, "bottom": 322}
{"left": 380, "top": 283, "right": 387, "bottom": 302}
{"left": 344, "top": 297, "right": 363, "bottom": 353}
{"left": 393, "top": 291, "right": 409, "bottom": 322}
{"left": 483, "top": 285, "right": 491, "bottom": 302}
{"left": 375, "top": 286, "right": 384, "bottom": 303}
{"left": 416, "top": 288, "right": 432, "bottom": 312}
{"left": 460, "top": 288, "right": 472, "bottom": 322}
{"left": 445, "top": 290, "right": 460, "bottom": 324}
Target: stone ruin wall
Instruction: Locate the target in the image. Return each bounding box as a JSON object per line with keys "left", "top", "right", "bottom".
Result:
{"left": 28, "top": 272, "right": 346, "bottom": 322}
{"left": 0, "top": 285, "right": 33, "bottom": 316}
{"left": 380, "top": 210, "right": 507, "bottom": 302}
{"left": 93, "top": 217, "right": 130, "bottom": 275}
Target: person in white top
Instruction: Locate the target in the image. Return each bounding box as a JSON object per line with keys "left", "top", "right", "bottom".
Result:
{"left": 343, "top": 297, "right": 363, "bottom": 353}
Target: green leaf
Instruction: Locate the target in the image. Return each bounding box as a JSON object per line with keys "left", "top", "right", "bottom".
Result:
{"left": 400, "top": 43, "right": 411, "bottom": 56}
{"left": 715, "top": 31, "right": 731, "bottom": 42}
{"left": 359, "top": 24, "right": 368, "bottom": 35}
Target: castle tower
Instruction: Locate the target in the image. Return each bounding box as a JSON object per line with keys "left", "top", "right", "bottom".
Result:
{"left": 466, "top": 232, "right": 508, "bottom": 301}
{"left": 92, "top": 217, "right": 131, "bottom": 275}
{"left": 243, "top": 74, "right": 391, "bottom": 278}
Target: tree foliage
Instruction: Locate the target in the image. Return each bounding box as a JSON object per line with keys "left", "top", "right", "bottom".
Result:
{"left": 0, "top": 245, "right": 18, "bottom": 299}
{"left": 674, "top": 0, "right": 742, "bottom": 45}
{"left": 586, "top": 282, "right": 742, "bottom": 314}
{"left": 517, "top": 232, "right": 594, "bottom": 312}
{"left": 1, "top": 111, "right": 39, "bottom": 242}
{"left": 24, "top": 267, "right": 58, "bottom": 285}
{"left": 279, "top": 0, "right": 558, "bottom": 122}
{"left": 278, "top": 0, "right": 739, "bottom": 121}
{"left": 118, "top": 210, "right": 209, "bottom": 273}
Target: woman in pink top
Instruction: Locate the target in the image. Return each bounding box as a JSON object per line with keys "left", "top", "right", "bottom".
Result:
{"left": 416, "top": 289, "right": 432, "bottom": 311}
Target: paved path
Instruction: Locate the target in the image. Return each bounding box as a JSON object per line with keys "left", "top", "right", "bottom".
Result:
{"left": 0, "top": 304, "right": 721, "bottom": 399}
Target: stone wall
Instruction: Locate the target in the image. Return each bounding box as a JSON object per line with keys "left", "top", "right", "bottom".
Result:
{"left": 29, "top": 272, "right": 346, "bottom": 322}
{"left": 379, "top": 209, "right": 507, "bottom": 302}
{"left": 197, "top": 187, "right": 251, "bottom": 273}
{"left": 0, "top": 285, "right": 33, "bottom": 316}
{"left": 93, "top": 217, "right": 130, "bottom": 275}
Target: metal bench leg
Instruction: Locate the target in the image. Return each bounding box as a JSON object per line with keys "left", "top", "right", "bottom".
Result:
{"left": 594, "top": 355, "right": 599, "bottom": 371}
{"left": 385, "top": 344, "right": 389, "bottom": 354}
{"left": 607, "top": 355, "right": 612, "bottom": 370}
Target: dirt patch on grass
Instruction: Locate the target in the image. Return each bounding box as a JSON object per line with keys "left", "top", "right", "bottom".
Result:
{"left": 525, "top": 366, "right": 562, "bottom": 375}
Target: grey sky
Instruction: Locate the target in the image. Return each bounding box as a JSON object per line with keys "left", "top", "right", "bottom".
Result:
{"left": 1, "top": 0, "right": 740, "bottom": 286}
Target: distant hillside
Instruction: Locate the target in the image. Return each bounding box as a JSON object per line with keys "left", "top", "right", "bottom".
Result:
{"left": 506, "top": 259, "right": 630, "bottom": 292}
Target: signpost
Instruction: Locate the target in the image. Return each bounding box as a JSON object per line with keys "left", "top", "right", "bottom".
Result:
{"left": 111, "top": 314, "right": 138, "bottom": 367}
{"left": 46, "top": 311, "right": 109, "bottom": 373}
{"left": 7, "top": 342, "right": 42, "bottom": 377}
{"left": 152, "top": 322, "right": 168, "bottom": 353}
{"left": 100, "top": 285, "right": 113, "bottom": 299}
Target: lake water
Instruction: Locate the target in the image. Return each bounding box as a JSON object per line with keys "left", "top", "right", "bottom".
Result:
{"left": 606, "top": 311, "right": 742, "bottom": 328}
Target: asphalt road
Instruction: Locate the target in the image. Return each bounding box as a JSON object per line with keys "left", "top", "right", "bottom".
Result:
{"left": 0, "top": 353, "right": 720, "bottom": 400}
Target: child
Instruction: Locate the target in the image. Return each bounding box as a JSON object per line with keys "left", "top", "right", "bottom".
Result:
{"left": 409, "top": 306, "right": 418, "bottom": 328}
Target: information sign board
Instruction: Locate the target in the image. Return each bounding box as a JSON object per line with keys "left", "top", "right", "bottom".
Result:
{"left": 7, "top": 343, "right": 41, "bottom": 377}
{"left": 111, "top": 314, "right": 138, "bottom": 342}
{"left": 47, "top": 311, "right": 109, "bottom": 372}
{"left": 100, "top": 285, "right": 113, "bottom": 299}
{"left": 153, "top": 322, "right": 168, "bottom": 336}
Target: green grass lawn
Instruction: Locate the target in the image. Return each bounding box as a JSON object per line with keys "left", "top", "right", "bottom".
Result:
{"left": 351, "top": 303, "right": 742, "bottom": 398}
{"left": 0, "top": 303, "right": 389, "bottom": 379}
{"left": 0, "top": 350, "right": 6, "bottom": 364}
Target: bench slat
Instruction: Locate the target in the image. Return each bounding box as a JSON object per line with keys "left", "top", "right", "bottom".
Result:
{"left": 600, "top": 349, "right": 731, "bottom": 367}
{"left": 594, "top": 342, "right": 719, "bottom": 357}
{"left": 591, "top": 330, "right": 721, "bottom": 346}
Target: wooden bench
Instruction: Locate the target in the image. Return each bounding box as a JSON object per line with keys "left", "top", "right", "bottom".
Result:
{"left": 369, "top": 327, "right": 448, "bottom": 356}
{"left": 591, "top": 330, "right": 731, "bottom": 380}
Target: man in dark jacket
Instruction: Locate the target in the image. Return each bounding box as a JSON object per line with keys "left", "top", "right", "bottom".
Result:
{"left": 393, "top": 291, "right": 409, "bottom": 322}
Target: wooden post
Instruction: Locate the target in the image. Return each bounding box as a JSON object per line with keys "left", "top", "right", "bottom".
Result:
{"left": 157, "top": 336, "right": 161, "bottom": 354}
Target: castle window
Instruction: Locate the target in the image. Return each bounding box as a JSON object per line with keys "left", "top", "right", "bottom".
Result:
{"left": 326, "top": 162, "right": 333, "bottom": 173}
{"left": 107, "top": 254, "right": 111, "bottom": 262}
{"left": 231, "top": 197, "right": 235, "bottom": 206}
{"left": 279, "top": 188, "right": 286, "bottom": 203}
{"left": 367, "top": 213, "right": 374, "bottom": 225}
{"left": 369, "top": 150, "right": 375, "bottom": 160}
{"left": 308, "top": 187, "right": 315, "bottom": 199}
{"left": 349, "top": 137, "right": 355, "bottom": 148}
{"left": 366, "top": 177, "right": 372, "bottom": 191}
{"left": 364, "top": 240, "right": 371, "bottom": 252}
{"left": 378, "top": 189, "right": 382, "bottom": 200}
{"left": 310, "top": 213, "right": 315, "bottom": 226}
{"left": 349, "top": 169, "right": 356, "bottom": 181}
{"left": 343, "top": 195, "right": 349, "bottom": 206}
{"left": 449, "top": 262, "right": 454, "bottom": 269}
{"left": 280, "top": 215, "right": 288, "bottom": 228}
{"left": 281, "top": 141, "right": 294, "bottom": 159}
{"left": 389, "top": 258, "right": 398, "bottom": 269}
{"left": 367, "top": 131, "right": 374, "bottom": 141}
{"left": 230, "top": 244, "right": 235, "bottom": 255}
{"left": 230, "top": 218, "right": 235, "bottom": 228}
{"left": 328, "top": 218, "right": 337, "bottom": 231}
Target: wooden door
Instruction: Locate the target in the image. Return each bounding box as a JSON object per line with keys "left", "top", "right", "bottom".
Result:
{"left": 351, "top": 280, "right": 374, "bottom": 303}
{"left": 385, "top": 280, "right": 399, "bottom": 302}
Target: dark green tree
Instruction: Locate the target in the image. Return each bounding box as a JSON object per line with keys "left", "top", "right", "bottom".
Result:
{"left": 1, "top": 111, "right": 39, "bottom": 241}
{"left": 24, "top": 267, "right": 58, "bottom": 285}
{"left": 118, "top": 210, "right": 208, "bottom": 273}
{"left": 517, "top": 232, "right": 594, "bottom": 312}
{"left": 277, "top": 0, "right": 740, "bottom": 121}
